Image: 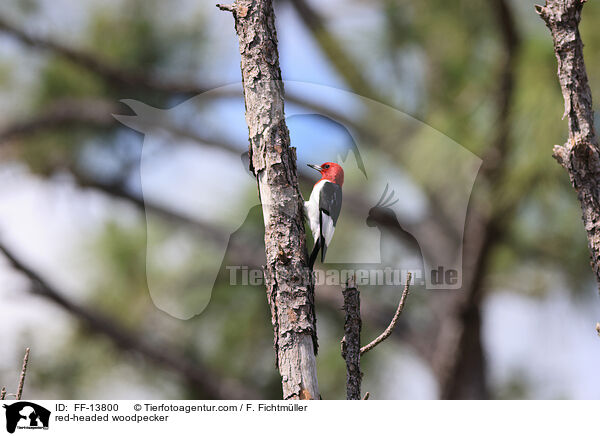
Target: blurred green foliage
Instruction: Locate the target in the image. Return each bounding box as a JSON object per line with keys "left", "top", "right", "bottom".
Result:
{"left": 1, "top": 0, "right": 600, "bottom": 400}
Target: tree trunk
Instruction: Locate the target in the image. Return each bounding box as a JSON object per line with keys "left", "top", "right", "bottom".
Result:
{"left": 218, "top": 0, "right": 319, "bottom": 400}
{"left": 537, "top": 0, "right": 600, "bottom": 290}
{"left": 341, "top": 278, "right": 362, "bottom": 400}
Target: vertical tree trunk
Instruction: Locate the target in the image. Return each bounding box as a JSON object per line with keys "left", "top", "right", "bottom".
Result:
{"left": 537, "top": 0, "right": 600, "bottom": 290}
{"left": 341, "top": 278, "right": 362, "bottom": 400}
{"left": 434, "top": 0, "right": 519, "bottom": 399}
{"left": 218, "top": 0, "right": 319, "bottom": 400}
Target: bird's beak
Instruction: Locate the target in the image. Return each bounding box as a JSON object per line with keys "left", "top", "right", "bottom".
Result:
{"left": 307, "top": 164, "right": 322, "bottom": 172}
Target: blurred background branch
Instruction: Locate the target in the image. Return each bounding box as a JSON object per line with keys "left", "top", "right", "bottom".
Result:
{"left": 0, "top": 242, "right": 259, "bottom": 399}
{"left": 431, "top": 0, "right": 521, "bottom": 400}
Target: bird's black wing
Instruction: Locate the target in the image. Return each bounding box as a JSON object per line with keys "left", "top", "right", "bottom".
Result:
{"left": 319, "top": 182, "right": 342, "bottom": 224}
{"left": 318, "top": 182, "right": 343, "bottom": 262}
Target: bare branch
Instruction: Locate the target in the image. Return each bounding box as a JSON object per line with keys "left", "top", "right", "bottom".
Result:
{"left": 362, "top": 392, "right": 370, "bottom": 400}
{"left": 341, "top": 276, "right": 362, "bottom": 400}
{"left": 15, "top": 348, "right": 30, "bottom": 400}
{"left": 537, "top": 0, "right": 600, "bottom": 290}
{"left": 361, "top": 272, "right": 411, "bottom": 356}
{"left": 0, "top": 242, "right": 259, "bottom": 399}
{"left": 216, "top": 3, "right": 236, "bottom": 12}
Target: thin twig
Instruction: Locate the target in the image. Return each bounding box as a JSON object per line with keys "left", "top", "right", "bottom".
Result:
{"left": 15, "top": 348, "right": 30, "bottom": 400}
{"left": 360, "top": 272, "right": 412, "bottom": 356}
{"left": 216, "top": 3, "right": 235, "bottom": 12}
{"left": 362, "top": 392, "right": 370, "bottom": 400}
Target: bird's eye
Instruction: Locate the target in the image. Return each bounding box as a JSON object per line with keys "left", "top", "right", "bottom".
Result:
{"left": 323, "top": 164, "right": 330, "bottom": 169}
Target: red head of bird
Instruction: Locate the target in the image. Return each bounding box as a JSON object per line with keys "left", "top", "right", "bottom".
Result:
{"left": 307, "top": 162, "right": 344, "bottom": 186}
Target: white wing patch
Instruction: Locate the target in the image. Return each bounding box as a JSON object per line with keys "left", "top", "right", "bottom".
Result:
{"left": 320, "top": 211, "right": 335, "bottom": 246}
{"left": 306, "top": 180, "right": 327, "bottom": 243}
{"left": 305, "top": 179, "right": 341, "bottom": 263}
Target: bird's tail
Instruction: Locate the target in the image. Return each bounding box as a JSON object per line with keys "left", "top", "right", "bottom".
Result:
{"left": 320, "top": 237, "right": 328, "bottom": 263}
{"left": 309, "top": 238, "right": 321, "bottom": 270}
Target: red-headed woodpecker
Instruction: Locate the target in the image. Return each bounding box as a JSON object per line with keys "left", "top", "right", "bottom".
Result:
{"left": 305, "top": 162, "right": 344, "bottom": 268}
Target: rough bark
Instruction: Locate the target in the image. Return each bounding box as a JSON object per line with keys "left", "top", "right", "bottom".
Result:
{"left": 339, "top": 274, "right": 411, "bottom": 400}
{"left": 218, "top": 0, "right": 319, "bottom": 400}
{"left": 341, "top": 278, "right": 362, "bottom": 400}
{"left": 537, "top": 0, "right": 600, "bottom": 289}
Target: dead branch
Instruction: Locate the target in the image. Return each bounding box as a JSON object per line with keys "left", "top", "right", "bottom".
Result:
{"left": 340, "top": 273, "right": 411, "bottom": 399}
{"left": 536, "top": 0, "right": 600, "bottom": 289}
{"left": 360, "top": 272, "right": 412, "bottom": 356}
{"left": 341, "top": 276, "right": 362, "bottom": 400}
{"left": 15, "top": 354, "right": 27, "bottom": 398}
{"left": 15, "top": 348, "right": 30, "bottom": 400}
